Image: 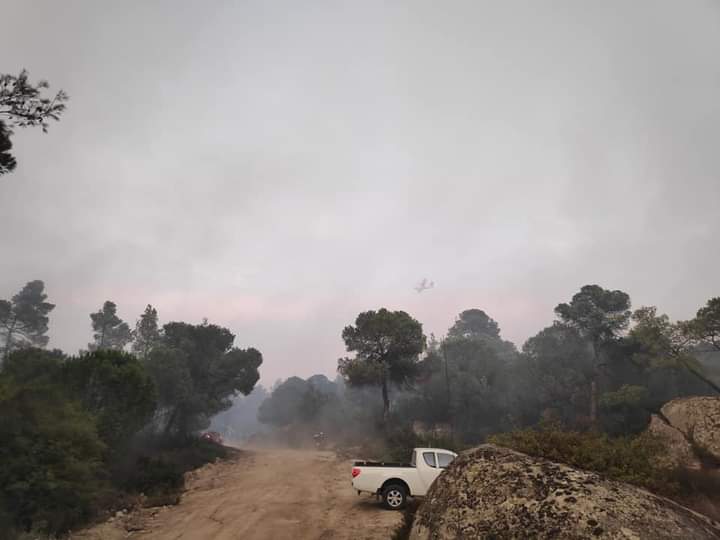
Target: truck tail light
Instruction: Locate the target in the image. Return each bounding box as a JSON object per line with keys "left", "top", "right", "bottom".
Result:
{"left": 351, "top": 467, "right": 361, "bottom": 478}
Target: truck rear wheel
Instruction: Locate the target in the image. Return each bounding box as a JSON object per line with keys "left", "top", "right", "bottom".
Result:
{"left": 382, "top": 484, "right": 407, "bottom": 510}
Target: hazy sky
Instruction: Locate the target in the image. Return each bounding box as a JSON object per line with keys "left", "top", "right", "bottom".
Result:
{"left": 1, "top": 1, "right": 719, "bottom": 384}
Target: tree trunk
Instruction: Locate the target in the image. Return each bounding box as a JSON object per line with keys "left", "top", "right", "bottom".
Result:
{"left": 164, "top": 407, "right": 179, "bottom": 437}
{"left": 589, "top": 379, "right": 598, "bottom": 425}
{"left": 381, "top": 366, "right": 390, "bottom": 425}
{"left": 590, "top": 342, "right": 600, "bottom": 428}
{"left": 2, "top": 316, "right": 17, "bottom": 362}
{"left": 442, "top": 342, "right": 453, "bottom": 435}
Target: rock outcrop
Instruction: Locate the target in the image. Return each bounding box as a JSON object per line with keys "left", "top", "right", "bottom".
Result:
{"left": 660, "top": 397, "right": 720, "bottom": 464}
{"left": 410, "top": 444, "right": 720, "bottom": 540}
{"left": 647, "top": 413, "right": 701, "bottom": 469}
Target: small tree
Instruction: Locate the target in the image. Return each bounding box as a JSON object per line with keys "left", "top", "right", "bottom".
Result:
{"left": 0, "top": 280, "right": 55, "bottom": 360}
{"left": 89, "top": 301, "right": 133, "bottom": 351}
{"left": 338, "top": 308, "right": 425, "bottom": 424}
{"left": 0, "top": 70, "right": 68, "bottom": 176}
{"left": 555, "top": 285, "right": 631, "bottom": 425}
{"left": 133, "top": 304, "right": 161, "bottom": 360}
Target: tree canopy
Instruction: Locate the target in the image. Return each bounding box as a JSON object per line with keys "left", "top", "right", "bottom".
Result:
{"left": 146, "top": 321, "right": 262, "bottom": 435}
{"left": 0, "top": 120, "right": 16, "bottom": 175}
{"left": 338, "top": 308, "right": 425, "bottom": 423}
{"left": 688, "top": 297, "right": 720, "bottom": 352}
{"left": 554, "top": 285, "right": 632, "bottom": 424}
{"left": 133, "top": 304, "right": 161, "bottom": 359}
{"left": 629, "top": 306, "right": 720, "bottom": 394}
{"left": 447, "top": 309, "right": 501, "bottom": 340}
{"left": 0, "top": 280, "right": 55, "bottom": 360}
{"left": 89, "top": 301, "right": 133, "bottom": 351}
{"left": 63, "top": 350, "right": 157, "bottom": 447}
{"left": 0, "top": 70, "right": 68, "bottom": 176}
{"left": 554, "top": 285, "right": 632, "bottom": 345}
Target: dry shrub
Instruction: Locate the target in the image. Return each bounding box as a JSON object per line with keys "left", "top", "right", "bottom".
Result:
{"left": 489, "top": 426, "right": 674, "bottom": 494}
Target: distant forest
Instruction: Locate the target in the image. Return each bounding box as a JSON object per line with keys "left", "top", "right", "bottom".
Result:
{"left": 220, "top": 285, "right": 720, "bottom": 451}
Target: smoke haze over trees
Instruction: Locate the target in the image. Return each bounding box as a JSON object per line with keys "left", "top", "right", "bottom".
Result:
{"left": 253, "top": 287, "right": 719, "bottom": 453}
{"left": 2, "top": 2, "right": 719, "bottom": 385}
{"left": 2, "top": 2, "right": 720, "bottom": 536}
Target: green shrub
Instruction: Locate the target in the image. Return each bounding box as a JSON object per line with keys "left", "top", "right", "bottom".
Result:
{"left": 0, "top": 349, "right": 231, "bottom": 537}
{"left": 0, "top": 381, "right": 107, "bottom": 535}
{"left": 599, "top": 385, "right": 652, "bottom": 436}
{"left": 63, "top": 350, "right": 157, "bottom": 449}
{"left": 118, "top": 436, "right": 229, "bottom": 501}
{"left": 130, "top": 455, "right": 185, "bottom": 496}
{"left": 488, "top": 425, "right": 675, "bottom": 495}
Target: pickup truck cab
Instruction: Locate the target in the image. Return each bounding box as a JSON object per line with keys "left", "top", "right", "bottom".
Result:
{"left": 351, "top": 447, "right": 457, "bottom": 509}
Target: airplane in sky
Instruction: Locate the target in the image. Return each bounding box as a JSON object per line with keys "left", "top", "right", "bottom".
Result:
{"left": 414, "top": 278, "right": 435, "bottom": 293}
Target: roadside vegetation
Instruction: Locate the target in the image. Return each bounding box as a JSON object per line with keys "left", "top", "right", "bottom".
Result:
{"left": 0, "top": 282, "right": 262, "bottom": 538}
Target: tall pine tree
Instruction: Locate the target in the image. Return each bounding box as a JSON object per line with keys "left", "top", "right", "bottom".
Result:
{"left": 132, "top": 304, "right": 161, "bottom": 359}
{"left": 88, "top": 301, "right": 133, "bottom": 351}
{"left": 0, "top": 280, "right": 55, "bottom": 360}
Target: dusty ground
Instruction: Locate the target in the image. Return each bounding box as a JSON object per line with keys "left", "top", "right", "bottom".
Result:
{"left": 72, "top": 448, "right": 401, "bottom": 540}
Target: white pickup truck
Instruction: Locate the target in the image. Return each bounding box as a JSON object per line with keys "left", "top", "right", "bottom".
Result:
{"left": 351, "top": 447, "right": 457, "bottom": 509}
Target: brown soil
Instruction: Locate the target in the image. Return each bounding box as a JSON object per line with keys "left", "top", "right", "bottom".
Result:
{"left": 71, "top": 447, "right": 401, "bottom": 540}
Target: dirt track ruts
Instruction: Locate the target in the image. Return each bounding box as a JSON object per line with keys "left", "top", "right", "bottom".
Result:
{"left": 74, "top": 448, "right": 401, "bottom": 540}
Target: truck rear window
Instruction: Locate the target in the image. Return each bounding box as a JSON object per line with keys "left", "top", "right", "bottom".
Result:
{"left": 437, "top": 453, "right": 454, "bottom": 468}
{"left": 423, "top": 452, "right": 437, "bottom": 468}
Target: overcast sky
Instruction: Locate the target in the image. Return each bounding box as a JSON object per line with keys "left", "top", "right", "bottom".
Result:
{"left": 1, "top": 1, "right": 719, "bottom": 384}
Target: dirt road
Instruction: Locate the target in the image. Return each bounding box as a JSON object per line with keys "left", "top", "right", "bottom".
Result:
{"left": 74, "top": 448, "right": 401, "bottom": 540}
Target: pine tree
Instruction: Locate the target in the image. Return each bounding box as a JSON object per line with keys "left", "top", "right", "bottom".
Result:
{"left": 88, "top": 301, "right": 133, "bottom": 351}
{"left": 0, "top": 280, "right": 55, "bottom": 360}
{"left": 132, "top": 304, "right": 161, "bottom": 359}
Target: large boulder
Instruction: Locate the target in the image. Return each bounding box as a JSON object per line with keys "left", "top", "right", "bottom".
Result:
{"left": 410, "top": 444, "right": 720, "bottom": 540}
{"left": 647, "top": 413, "right": 701, "bottom": 469}
{"left": 661, "top": 397, "right": 720, "bottom": 464}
